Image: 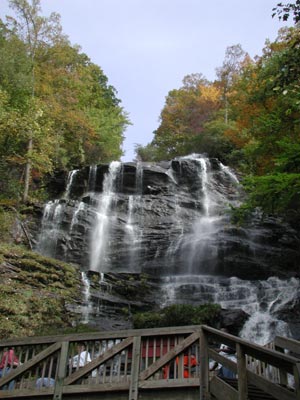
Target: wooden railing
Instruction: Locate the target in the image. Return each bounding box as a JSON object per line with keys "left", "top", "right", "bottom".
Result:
{"left": 201, "top": 326, "right": 300, "bottom": 400}
{"left": 0, "top": 325, "right": 299, "bottom": 400}
{"left": 0, "top": 326, "right": 202, "bottom": 400}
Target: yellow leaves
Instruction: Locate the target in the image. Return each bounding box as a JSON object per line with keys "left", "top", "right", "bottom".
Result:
{"left": 198, "top": 84, "right": 221, "bottom": 103}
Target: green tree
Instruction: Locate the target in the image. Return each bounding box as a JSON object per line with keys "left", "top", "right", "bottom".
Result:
{"left": 5, "top": 0, "right": 66, "bottom": 202}
{"left": 0, "top": 1, "right": 130, "bottom": 201}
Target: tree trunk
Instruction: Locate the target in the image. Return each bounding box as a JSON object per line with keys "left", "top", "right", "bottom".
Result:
{"left": 22, "top": 136, "right": 33, "bottom": 203}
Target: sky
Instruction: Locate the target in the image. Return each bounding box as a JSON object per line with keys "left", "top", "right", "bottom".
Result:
{"left": 0, "top": 0, "right": 291, "bottom": 161}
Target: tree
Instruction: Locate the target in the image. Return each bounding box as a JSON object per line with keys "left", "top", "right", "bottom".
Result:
{"left": 0, "top": 0, "right": 130, "bottom": 201}
{"left": 6, "top": 0, "right": 66, "bottom": 202}
{"left": 151, "top": 75, "right": 222, "bottom": 160}
{"left": 216, "top": 44, "right": 247, "bottom": 124}
{"left": 272, "top": 1, "right": 300, "bottom": 23}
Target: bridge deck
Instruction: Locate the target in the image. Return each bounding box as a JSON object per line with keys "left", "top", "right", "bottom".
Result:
{"left": 0, "top": 325, "right": 299, "bottom": 400}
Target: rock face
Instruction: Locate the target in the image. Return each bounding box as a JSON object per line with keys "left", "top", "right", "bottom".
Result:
{"left": 30, "top": 155, "right": 300, "bottom": 342}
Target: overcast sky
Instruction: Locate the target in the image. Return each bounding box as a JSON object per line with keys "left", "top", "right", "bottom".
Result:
{"left": 0, "top": 0, "right": 290, "bottom": 161}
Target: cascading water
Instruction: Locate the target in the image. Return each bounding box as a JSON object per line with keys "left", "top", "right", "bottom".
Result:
{"left": 89, "top": 161, "right": 121, "bottom": 272}
{"left": 165, "top": 154, "right": 234, "bottom": 275}
{"left": 64, "top": 169, "right": 79, "bottom": 199}
{"left": 162, "top": 275, "right": 299, "bottom": 344}
{"left": 161, "top": 154, "right": 298, "bottom": 344}
{"left": 35, "top": 154, "right": 300, "bottom": 341}
{"left": 88, "top": 165, "right": 97, "bottom": 192}
{"left": 80, "top": 272, "right": 92, "bottom": 324}
{"left": 124, "top": 195, "right": 143, "bottom": 272}
{"left": 36, "top": 169, "right": 79, "bottom": 257}
{"left": 36, "top": 199, "right": 64, "bottom": 257}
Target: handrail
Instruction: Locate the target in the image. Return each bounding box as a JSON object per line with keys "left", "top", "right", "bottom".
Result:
{"left": 0, "top": 325, "right": 203, "bottom": 347}
{"left": 201, "top": 325, "right": 300, "bottom": 400}
{"left": 0, "top": 326, "right": 202, "bottom": 399}
{"left": 202, "top": 325, "right": 299, "bottom": 374}
{"left": 0, "top": 325, "right": 299, "bottom": 400}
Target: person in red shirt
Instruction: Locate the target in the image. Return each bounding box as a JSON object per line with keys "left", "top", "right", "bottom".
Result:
{"left": 0, "top": 348, "right": 20, "bottom": 390}
{"left": 163, "top": 354, "right": 198, "bottom": 379}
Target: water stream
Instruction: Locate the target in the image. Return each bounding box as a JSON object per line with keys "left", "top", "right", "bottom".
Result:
{"left": 35, "top": 155, "right": 300, "bottom": 343}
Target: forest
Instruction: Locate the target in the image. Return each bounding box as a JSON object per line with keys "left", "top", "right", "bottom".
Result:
{"left": 0, "top": 0, "right": 300, "bottom": 226}
{"left": 0, "top": 0, "right": 130, "bottom": 203}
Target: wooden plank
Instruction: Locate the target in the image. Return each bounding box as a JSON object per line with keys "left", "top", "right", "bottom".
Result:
{"left": 139, "top": 331, "right": 200, "bottom": 381}
{"left": 62, "top": 381, "right": 130, "bottom": 394}
{"left": 208, "top": 349, "right": 238, "bottom": 373}
{"left": 294, "top": 362, "right": 300, "bottom": 400}
{"left": 139, "top": 378, "right": 199, "bottom": 389}
{"left": 210, "top": 375, "right": 238, "bottom": 400}
{"left": 236, "top": 343, "right": 247, "bottom": 400}
{"left": 0, "top": 387, "right": 53, "bottom": 398}
{"left": 53, "top": 341, "right": 69, "bottom": 400}
{"left": 64, "top": 336, "right": 133, "bottom": 385}
{"left": 129, "top": 336, "right": 141, "bottom": 400}
{"left": 247, "top": 369, "right": 296, "bottom": 400}
{"left": 200, "top": 327, "right": 209, "bottom": 400}
{"left": 203, "top": 325, "right": 297, "bottom": 374}
{"left": 0, "top": 325, "right": 202, "bottom": 347}
{"left": 275, "top": 337, "right": 300, "bottom": 356}
{"left": 0, "top": 342, "right": 61, "bottom": 388}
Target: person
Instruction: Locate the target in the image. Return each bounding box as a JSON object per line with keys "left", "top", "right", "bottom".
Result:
{"left": 0, "top": 347, "right": 20, "bottom": 390}
{"left": 209, "top": 328, "right": 236, "bottom": 379}
{"left": 69, "top": 342, "right": 91, "bottom": 372}
{"left": 163, "top": 353, "right": 198, "bottom": 379}
{"left": 36, "top": 359, "right": 57, "bottom": 389}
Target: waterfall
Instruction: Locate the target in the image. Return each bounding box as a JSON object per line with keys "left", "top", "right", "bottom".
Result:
{"left": 135, "top": 161, "right": 143, "bottom": 194}
{"left": 166, "top": 154, "right": 235, "bottom": 274}
{"left": 124, "top": 195, "right": 143, "bottom": 272}
{"left": 36, "top": 169, "right": 80, "bottom": 257}
{"left": 161, "top": 275, "right": 299, "bottom": 344}
{"left": 88, "top": 165, "right": 97, "bottom": 192}
{"left": 81, "top": 272, "right": 92, "bottom": 324}
{"left": 198, "top": 157, "right": 210, "bottom": 216}
{"left": 35, "top": 154, "right": 300, "bottom": 341}
{"left": 64, "top": 169, "right": 78, "bottom": 199}
{"left": 219, "top": 162, "right": 239, "bottom": 184}
{"left": 36, "top": 200, "right": 64, "bottom": 257}
{"left": 89, "top": 161, "right": 121, "bottom": 272}
{"left": 70, "top": 202, "right": 86, "bottom": 232}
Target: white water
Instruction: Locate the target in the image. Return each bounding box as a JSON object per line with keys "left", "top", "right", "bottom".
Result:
{"left": 64, "top": 169, "right": 78, "bottom": 199}
{"left": 36, "top": 200, "right": 64, "bottom": 257}
{"left": 198, "top": 158, "right": 210, "bottom": 216}
{"left": 135, "top": 161, "right": 143, "bottom": 194}
{"left": 81, "top": 272, "right": 92, "bottom": 324}
{"left": 88, "top": 165, "right": 97, "bottom": 192}
{"left": 167, "top": 154, "right": 237, "bottom": 274}
{"left": 162, "top": 275, "right": 299, "bottom": 344}
{"left": 89, "top": 161, "right": 121, "bottom": 272}
{"left": 219, "top": 162, "right": 240, "bottom": 184}
{"left": 36, "top": 155, "right": 299, "bottom": 344}
{"left": 124, "top": 195, "right": 143, "bottom": 272}
{"left": 70, "top": 202, "right": 86, "bottom": 232}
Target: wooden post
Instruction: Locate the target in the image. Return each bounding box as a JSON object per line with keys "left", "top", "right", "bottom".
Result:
{"left": 200, "top": 328, "right": 209, "bottom": 400}
{"left": 129, "top": 336, "right": 141, "bottom": 400}
{"left": 275, "top": 344, "right": 288, "bottom": 386}
{"left": 236, "top": 343, "right": 247, "bottom": 400}
{"left": 53, "top": 341, "right": 69, "bottom": 400}
{"left": 294, "top": 362, "right": 300, "bottom": 400}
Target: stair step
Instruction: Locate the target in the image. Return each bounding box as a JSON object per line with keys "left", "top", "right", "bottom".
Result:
{"left": 221, "top": 378, "right": 277, "bottom": 400}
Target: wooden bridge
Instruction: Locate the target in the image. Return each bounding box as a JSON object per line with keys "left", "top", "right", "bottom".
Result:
{"left": 0, "top": 325, "right": 299, "bottom": 400}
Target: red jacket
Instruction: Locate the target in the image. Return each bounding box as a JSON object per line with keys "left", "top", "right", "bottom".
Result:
{"left": 0, "top": 349, "right": 20, "bottom": 369}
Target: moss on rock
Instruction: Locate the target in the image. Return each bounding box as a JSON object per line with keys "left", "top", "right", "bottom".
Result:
{"left": 0, "top": 244, "right": 81, "bottom": 339}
